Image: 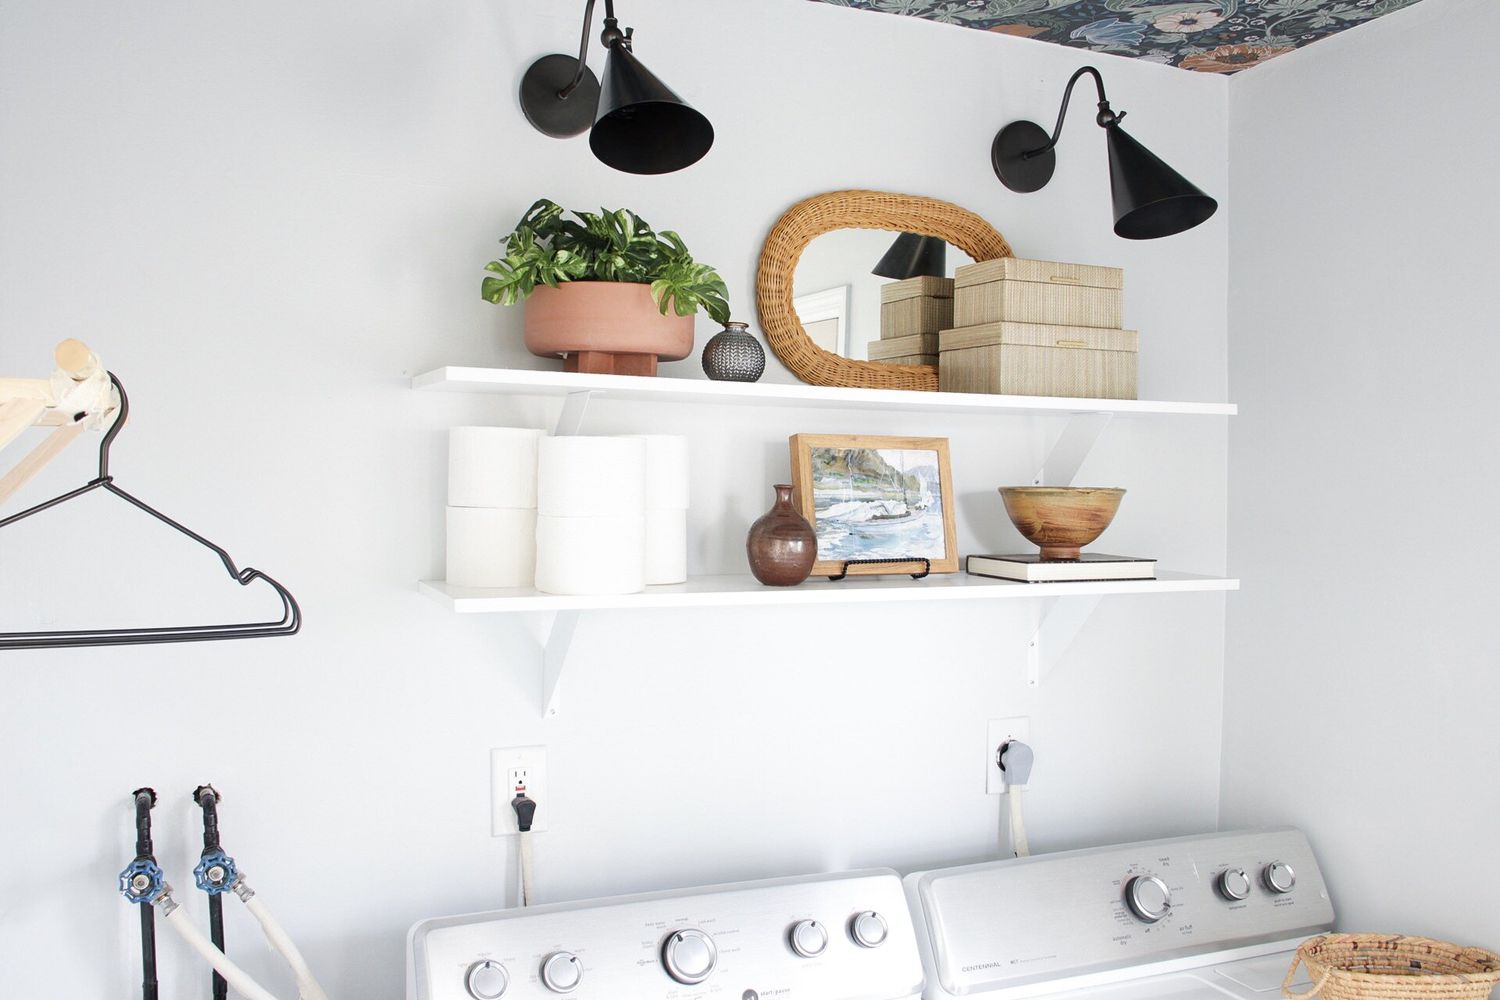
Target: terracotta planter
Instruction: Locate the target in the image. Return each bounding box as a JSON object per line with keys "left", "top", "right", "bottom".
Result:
{"left": 524, "top": 281, "right": 694, "bottom": 377}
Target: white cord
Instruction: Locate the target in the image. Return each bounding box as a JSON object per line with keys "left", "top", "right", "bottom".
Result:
{"left": 242, "top": 890, "right": 331, "bottom": 1000}
{"left": 160, "top": 899, "right": 286, "bottom": 1000}
{"left": 1008, "top": 787, "right": 1031, "bottom": 858}
{"left": 518, "top": 831, "right": 535, "bottom": 907}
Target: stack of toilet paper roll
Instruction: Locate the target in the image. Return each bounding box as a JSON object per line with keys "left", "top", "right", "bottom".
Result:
{"left": 534, "top": 434, "right": 690, "bottom": 595}
{"left": 634, "top": 435, "right": 690, "bottom": 586}
{"left": 446, "top": 427, "right": 546, "bottom": 588}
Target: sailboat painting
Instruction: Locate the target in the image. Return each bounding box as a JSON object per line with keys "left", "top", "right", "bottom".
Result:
{"left": 788, "top": 434, "right": 959, "bottom": 576}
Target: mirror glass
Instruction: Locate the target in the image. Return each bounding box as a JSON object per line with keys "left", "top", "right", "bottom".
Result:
{"left": 791, "top": 229, "right": 975, "bottom": 364}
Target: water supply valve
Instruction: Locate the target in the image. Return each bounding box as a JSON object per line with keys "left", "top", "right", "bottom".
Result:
{"left": 194, "top": 849, "right": 239, "bottom": 896}
{"left": 119, "top": 858, "right": 167, "bottom": 904}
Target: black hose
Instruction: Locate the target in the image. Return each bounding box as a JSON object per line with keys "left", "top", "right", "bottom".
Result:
{"left": 208, "top": 898, "right": 226, "bottom": 1000}
{"left": 133, "top": 787, "right": 155, "bottom": 858}
{"left": 194, "top": 785, "right": 228, "bottom": 1000}
{"left": 139, "top": 905, "right": 158, "bottom": 1000}
{"left": 132, "top": 788, "right": 158, "bottom": 1000}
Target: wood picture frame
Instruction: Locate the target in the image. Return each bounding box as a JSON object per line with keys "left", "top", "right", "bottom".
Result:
{"left": 789, "top": 433, "right": 959, "bottom": 577}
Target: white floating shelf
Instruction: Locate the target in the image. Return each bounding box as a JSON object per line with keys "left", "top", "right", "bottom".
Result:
{"left": 413, "top": 367, "right": 1237, "bottom": 418}
{"left": 419, "top": 571, "right": 1238, "bottom": 614}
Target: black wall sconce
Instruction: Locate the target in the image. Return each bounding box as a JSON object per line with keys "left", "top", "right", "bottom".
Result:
{"left": 873, "top": 233, "right": 948, "bottom": 280}
{"left": 518, "top": 0, "right": 713, "bottom": 175}
{"left": 991, "top": 67, "right": 1217, "bottom": 240}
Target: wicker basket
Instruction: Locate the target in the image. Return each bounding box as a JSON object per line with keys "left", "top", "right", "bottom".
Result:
{"left": 1284, "top": 935, "right": 1500, "bottom": 1000}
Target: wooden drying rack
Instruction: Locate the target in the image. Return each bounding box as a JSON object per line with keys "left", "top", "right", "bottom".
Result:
{"left": 0, "top": 339, "right": 120, "bottom": 506}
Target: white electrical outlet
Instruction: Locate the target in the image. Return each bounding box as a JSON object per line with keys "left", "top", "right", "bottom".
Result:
{"left": 986, "top": 717, "right": 1030, "bottom": 794}
{"left": 492, "top": 746, "right": 548, "bottom": 836}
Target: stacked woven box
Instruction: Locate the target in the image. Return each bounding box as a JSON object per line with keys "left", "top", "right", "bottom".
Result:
{"left": 938, "top": 259, "right": 1138, "bottom": 400}
{"left": 869, "top": 275, "right": 953, "bottom": 367}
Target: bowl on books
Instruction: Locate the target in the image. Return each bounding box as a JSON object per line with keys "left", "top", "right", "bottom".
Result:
{"left": 998, "top": 487, "right": 1126, "bottom": 560}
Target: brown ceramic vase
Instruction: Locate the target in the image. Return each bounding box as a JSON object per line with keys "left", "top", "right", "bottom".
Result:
{"left": 746, "top": 484, "right": 817, "bottom": 586}
{"left": 523, "top": 281, "right": 694, "bottom": 376}
{"left": 998, "top": 486, "right": 1126, "bottom": 560}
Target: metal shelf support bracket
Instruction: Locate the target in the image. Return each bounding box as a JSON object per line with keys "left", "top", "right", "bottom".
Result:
{"left": 1027, "top": 594, "right": 1104, "bottom": 687}
{"left": 1034, "top": 412, "right": 1113, "bottom": 486}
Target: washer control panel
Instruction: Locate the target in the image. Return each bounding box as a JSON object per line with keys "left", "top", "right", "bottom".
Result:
{"left": 408, "top": 869, "right": 923, "bottom": 1000}
{"left": 905, "top": 828, "right": 1334, "bottom": 1000}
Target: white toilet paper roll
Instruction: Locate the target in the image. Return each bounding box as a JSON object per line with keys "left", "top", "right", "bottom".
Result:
{"left": 536, "top": 437, "right": 646, "bottom": 518}
{"left": 446, "top": 507, "right": 537, "bottom": 589}
{"left": 448, "top": 427, "right": 546, "bottom": 508}
{"left": 644, "top": 508, "right": 687, "bottom": 585}
{"left": 534, "top": 514, "right": 645, "bottom": 595}
{"left": 629, "top": 435, "right": 690, "bottom": 510}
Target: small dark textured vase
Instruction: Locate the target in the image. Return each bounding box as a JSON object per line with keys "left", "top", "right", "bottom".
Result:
{"left": 746, "top": 484, "right": 817, "bottom": 586}
{"left": 701, "top": 321, "right": 766, "bottom": 382}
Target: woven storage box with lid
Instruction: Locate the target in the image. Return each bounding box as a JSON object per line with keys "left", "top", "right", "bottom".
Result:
{"left": 939, "top": 322, "right": 1137, "bottom": 399}
{"left": 1283, "top": 935, "right": 1500, "bottom": 1000}
{"left": 955, "top": 258, "right": 1123, "bottom": 329}
{"left": 880, "top": 275, "right": 954, "bottom": 339}
{"left": 868, "top": 332, "right": 938, "bottom": 367}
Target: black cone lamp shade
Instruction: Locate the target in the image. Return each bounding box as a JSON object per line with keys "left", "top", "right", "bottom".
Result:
{"left": 990, "top": 66, "right": 1217, "bottom": 240}
{"left": 590, "top": 41, "right": 713, "bottom": 175}
{"left": 873, "top": 233, "right": 948, "bottom": 279}
{"left": 517, "top": 0, "right": 712, "bottom": 176}
{"left": 1106, "top": 125, "right": 1217, "bottom": 240}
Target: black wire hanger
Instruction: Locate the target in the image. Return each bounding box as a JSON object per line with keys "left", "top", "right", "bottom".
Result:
{"left": 0, "top": 373, "right": 302, "bottom": 649}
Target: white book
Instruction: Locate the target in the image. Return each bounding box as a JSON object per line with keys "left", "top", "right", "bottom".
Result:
{"left": 966, "top": 553, "right": 1157, "bottom": 583}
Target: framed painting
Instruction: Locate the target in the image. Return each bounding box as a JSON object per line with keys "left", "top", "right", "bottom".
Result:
{"left": 788, "top": 433, "right": 958, "bottom": 577}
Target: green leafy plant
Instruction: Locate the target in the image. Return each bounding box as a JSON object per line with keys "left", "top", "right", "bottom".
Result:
{"left": 482, "top": 199, "right": 731, "bottom": 325}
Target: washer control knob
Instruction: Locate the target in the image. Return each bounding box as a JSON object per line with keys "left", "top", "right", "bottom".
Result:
{"left": 1217, "top": 868, "right": 1253, "bottom": 901}
{"left": 540, "top": 951, "right": 582, "bottom": 993}
{"left": 1125, "top": 875, "right": 1173, "bottom": 923}
{"left": 661, "top": 928, "right": 717, "bottom": 985}
{"left": 1263, "top": 862, "right": 1297, "bottom": 894}
{"left": 789, "top": 919, "right": 829, "bottom": 958}
{"left": 465, "top": 960, "right": 509, "bottom": 1000}
{"left": 850, "top": 911, "right": 889, "bottom": 948}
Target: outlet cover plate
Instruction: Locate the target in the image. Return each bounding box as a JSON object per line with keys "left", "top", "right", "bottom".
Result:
{"left": 986, "top": 717, "right": 1030, "bottom": 795}
{"left": 492, "top": 745, "right": 548, "bottom": 836}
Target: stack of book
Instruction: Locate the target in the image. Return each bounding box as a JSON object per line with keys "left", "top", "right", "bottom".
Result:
{"left": 965, "top": 553, "right": 1156, "bottom": 583}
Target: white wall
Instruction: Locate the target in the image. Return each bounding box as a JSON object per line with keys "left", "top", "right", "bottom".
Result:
{"left": 1222, "top": 0, "right": 1500, "bottom": 946}
{"left": 0, "top": 2, "right": 1230, "bottom": 996}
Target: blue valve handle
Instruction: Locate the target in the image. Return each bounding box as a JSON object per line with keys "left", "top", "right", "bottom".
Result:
{"left": 193, "top": 849, "right": 240, "bottom": 895}
{"left": 119, "top": 858, "right": 166, "bottom": 905}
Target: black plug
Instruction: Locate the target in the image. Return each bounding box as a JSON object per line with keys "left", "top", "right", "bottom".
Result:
{"left": 511, "top": 792, "right": 537, "bottom": 833}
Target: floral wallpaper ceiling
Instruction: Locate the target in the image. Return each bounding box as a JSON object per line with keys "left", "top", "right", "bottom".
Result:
{"left": 810, "top": 0, "right": 1427, "bottom": 73}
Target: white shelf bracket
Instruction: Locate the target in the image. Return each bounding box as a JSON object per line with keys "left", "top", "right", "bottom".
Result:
{"left": 534, "top": 390, "right": 594, "bottom": 718}
{"left": 1034, "top": 412, "right": 1113, "bottom": 486}
{"left": 539, "top": 610, "right": 581, "bottom": 718}
{"left": 1027, "top": 594, "right": 1104, "bottom": 687}
{"left": 553, "top": 390, "right": 594, "bottom": 437}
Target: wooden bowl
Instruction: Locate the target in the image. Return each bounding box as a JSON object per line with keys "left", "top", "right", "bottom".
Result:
{"left": 998, "top": 487, "right": 1126, "bottom": 560}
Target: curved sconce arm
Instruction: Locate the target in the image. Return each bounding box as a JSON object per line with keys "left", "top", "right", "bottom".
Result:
{"left": 556, "top": 0, "right": 599, "bottom": 100}
{"left": 1024, "top": 66, "right": 1125, "bottom": 160}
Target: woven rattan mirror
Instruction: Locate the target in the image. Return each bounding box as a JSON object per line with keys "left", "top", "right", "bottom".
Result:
{"left": 755, "top": 190, "right": 1013, "bottom": 391}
